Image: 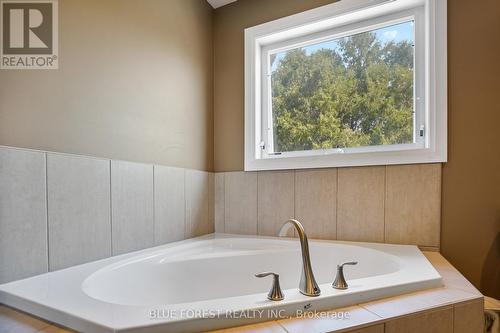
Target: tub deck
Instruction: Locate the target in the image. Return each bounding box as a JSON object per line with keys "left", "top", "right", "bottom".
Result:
{"left": 0, "top": 237, "right": 483, "bottom": 333}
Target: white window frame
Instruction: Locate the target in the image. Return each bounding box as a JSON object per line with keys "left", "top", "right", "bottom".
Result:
{"left": 244, "top": 0, "right": 447, "bottom": 171}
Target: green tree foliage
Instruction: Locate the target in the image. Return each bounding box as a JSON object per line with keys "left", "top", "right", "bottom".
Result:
{"left": 271, "top": 31, "right": 414, "bottom": 152}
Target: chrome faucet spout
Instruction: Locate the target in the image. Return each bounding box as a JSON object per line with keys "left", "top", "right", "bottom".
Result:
{"left": 277, "top": 219, "right": 320, "bottom": 297}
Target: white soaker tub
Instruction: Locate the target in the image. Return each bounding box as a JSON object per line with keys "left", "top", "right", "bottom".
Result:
{"left": 0, "top": 234, "right": 442, "bottom": 332}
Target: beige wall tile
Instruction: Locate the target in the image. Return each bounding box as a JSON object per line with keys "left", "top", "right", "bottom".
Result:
{"left": 111, "top": 160, "right": 154, "bottom": 255}
{"left": 361, "top": 287, "right": 479, "bottom": 320}
{"left": 385, "top": 307, "right": 453, "bottom": 333}
{"left": 185, "top": 170, "right": 210, "bottom": 238}
{"left": 0, "top": 305, "right": 50, "bottom": 333}
{"left": 295, "top": 169, "right": 337, "bottom": 240}
{"left": 47, "top": 153, "right": 111, "bottom": 271}
{"left": 209, "top": 172, "right": 215, "bottom": 234}
{"left": 385, "top": 164, "right": 441, "bottom": 247}
{"left": 346, "top": 325, "right": 384, "bottom": 333}
{"left": 215, "top": 173, "right": 225, "bottom": 232}
{"left": 454, "top": 300, "right": 484, "bottom": 333}
{"left": 208, "top": 321, "right": 287, "bottom": 333}
{"left": 154, "top": 165, "right": 186, "bottom": 244}
{"left": 278, "top": 305, "right": 381, "bottom": 333}
{"left": 418, "top": 246, "right": 440, "bottom": 252}
{"left": 257, "top": 171, "right": 295, "bottom": 236}
{"left": 225, "top": 172, "right": 258, "bottom": 235}
{"left": 0, "top": 148, "right": 48, "bottom": 283}
{"left": 337, "top": 167, "right": 385, "bottom": 242}
{"left": 38, "top": 324, "right": 76, "bottom": 332}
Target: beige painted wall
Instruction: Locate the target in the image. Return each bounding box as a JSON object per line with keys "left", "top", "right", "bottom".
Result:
{"left": 213, "top": 0, "right": 500, "bottom": 298}
{"left": 0, "top": 0, "right": 214, "bottom": 171}
{"left": 442, "top": 0, "right": 500, "bottom": 299}
{"left": 213, "top": 0, "right": 335, "bottom": 172}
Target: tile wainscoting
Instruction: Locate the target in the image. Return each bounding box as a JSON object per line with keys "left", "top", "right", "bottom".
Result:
{"left": 0, "top": 144, "right": 442, "bottom": 284}
{"left": 0, "top": 146, "right": 214, "bottom": 284}
{"left": 214, "top": 164, "right": 442, "bottom": 248}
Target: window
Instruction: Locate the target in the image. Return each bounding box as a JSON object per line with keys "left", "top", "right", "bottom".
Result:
{"left": 245, "top": 0, "right": 447, "bottom": 171}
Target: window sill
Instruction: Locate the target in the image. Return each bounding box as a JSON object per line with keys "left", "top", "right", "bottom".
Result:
{"left": 245, "top": 147, "right": 446, "bottom": 171}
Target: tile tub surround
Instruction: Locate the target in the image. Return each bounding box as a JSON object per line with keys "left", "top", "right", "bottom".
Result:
{"left": 154, "top": 166, "right": 186, "bottom": 244}
{"left": 0, "top": 144, "right": 442, "bottom": 284}
{"left": 215, "top": 164, "right": 442, "bottom": 249}
{"left": 47, "top": 154, "right": 111, "bottom": 271}
{"left": 0, "top": 148, "right": 48, "bottom": 283}
{"left": 111, "top": 160, "right": 154, "bottom": 255}
{"left": 0, "top": 146, "right": 214, "bottom": 284}
{"left": 0, "top": 252, "right": 483, "bottom": 333}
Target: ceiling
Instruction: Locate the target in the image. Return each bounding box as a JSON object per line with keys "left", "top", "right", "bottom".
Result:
{"left": 206, "top": 0, "right": 238, "bottom": 9}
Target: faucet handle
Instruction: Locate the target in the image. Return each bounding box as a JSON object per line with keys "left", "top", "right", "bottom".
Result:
{"left": 339, "top": 261, "right": 358, "bottom": 268}
{"left": 255, "top": 272, "right": 284, "bottom": 301}
{"left": 332, "top": 261, "right": 358, "bottom": 290}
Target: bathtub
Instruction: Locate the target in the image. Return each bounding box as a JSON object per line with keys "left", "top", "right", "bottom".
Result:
{"left": 0, "top": 233, "right": 442, "bottom": 332}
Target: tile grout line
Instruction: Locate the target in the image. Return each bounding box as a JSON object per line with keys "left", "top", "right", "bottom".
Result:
{"left": 358, "top": 303, "right": 385, "bottom": 319}
{"left": 277, "top": 320, "right": 292, "bottom": 333}
{"left": 207, "top": 172, "right": 210, "bottom": 234}
{"left": 109, "top": 160, "right": 113, "bottom": 256}
{"left": 335, "top": 168, "right": 339, "bottom": 240}
{"left": 183, "top": 169, "right": 187, "bottom": 239}
{"left": 224, "top": 172, "right": 228, "bottom": 233}
{"left": 256, "top": 171, "right": 260, "bottom": 236}
{"left": 152, "top": 165, "right": 155, "bottom": 246}
{"left": 218, "top": 173, "right": 225, "bottom": 232}
{"left": 206, "top": 171, "right": 209, "bottom": 234}
{"left": 438, "top": 164, "right": 443, "bottom": 251}
{"left": 223, "top": 173, "right": 226, "bottom": 233}
{"left": 211, "top": 172, "right": 215, "bottom": 233}
{"left": 293, "top": 170, "right": 297, "bottom": 238}
{"left": 293, "top": 170, "right": 296, "bottom": 220}
{"left": 452, "top": 300, "right": 455, "bottom": 333}
{"left": 253, "top": 172, "right": 257, "bottom": 235}
{"left": 44, "top": 152, "right": 50, "bottom": 272}
{"left": 383, "top": 165, "right": 387, "bottom": 243}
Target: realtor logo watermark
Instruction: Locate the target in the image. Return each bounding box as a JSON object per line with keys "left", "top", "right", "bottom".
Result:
{"left": 1, "top": 0, "right": 58, "bottom": 69}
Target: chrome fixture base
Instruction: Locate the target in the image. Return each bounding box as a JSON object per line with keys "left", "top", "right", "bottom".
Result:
{"left": 255, "top": 272, "right": 284, "bottom": 301}
{"left": 277, "top": 219, "right": 321, "bottom": 297}
{"left": 333, "top": 261, "right": 358, "bottom": 290}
